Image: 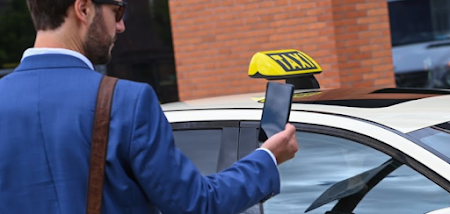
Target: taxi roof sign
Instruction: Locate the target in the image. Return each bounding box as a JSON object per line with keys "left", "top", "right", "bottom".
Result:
{"left": 248, "top": 49, "right": 322, "bottom": 80}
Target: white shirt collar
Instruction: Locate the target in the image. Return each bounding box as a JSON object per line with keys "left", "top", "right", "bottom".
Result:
{"left": 21, "top": 48, "right": 94, "bottom": 70}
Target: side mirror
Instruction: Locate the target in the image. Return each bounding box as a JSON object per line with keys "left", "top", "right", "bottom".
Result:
{"left": 426, "top": 207, "right": 450, "bottom": 214}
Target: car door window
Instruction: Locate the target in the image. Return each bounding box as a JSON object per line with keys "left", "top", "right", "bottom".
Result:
{"left": 173, "top": 129, "right": 221, "bottom": 175}
{"left": 263, "top": 131, "right": 450, "bottom": 214}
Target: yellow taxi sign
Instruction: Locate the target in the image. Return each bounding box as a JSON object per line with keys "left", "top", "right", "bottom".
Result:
{"left": 248, "top": 49, "right": 322, "bottom": 80}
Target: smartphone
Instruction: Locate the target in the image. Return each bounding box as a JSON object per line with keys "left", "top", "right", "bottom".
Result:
{"left": 258, "top": 82, "right": 294, "bottom": 142}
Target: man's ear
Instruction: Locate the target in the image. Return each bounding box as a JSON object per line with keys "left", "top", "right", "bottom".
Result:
{"left": 73, "top": 0, "right": 94, "bottom": 25}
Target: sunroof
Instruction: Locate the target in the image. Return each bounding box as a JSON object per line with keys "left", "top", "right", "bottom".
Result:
{"left": 292, "top": 88, "right": 450, "bottom": 108}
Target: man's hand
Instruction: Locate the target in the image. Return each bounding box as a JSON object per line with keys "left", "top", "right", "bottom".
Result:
{"left": 260, "top": 124, "right": 298, "bottom": 165}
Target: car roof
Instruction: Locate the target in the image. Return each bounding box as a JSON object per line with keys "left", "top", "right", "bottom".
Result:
{"left": 162, "top": 87, "right": 450, "bottom": 133}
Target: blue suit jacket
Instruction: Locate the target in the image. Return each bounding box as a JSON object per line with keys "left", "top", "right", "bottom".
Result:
{"left": 0, "top": 54, "right": 280, "bottom": 214}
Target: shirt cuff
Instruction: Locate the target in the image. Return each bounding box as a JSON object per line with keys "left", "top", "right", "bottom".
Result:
{"left": 256, "top": 148, "right": 277, "bottom": 165}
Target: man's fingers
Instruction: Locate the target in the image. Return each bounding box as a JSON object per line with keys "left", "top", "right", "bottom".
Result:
{"left": 285, "top": 123, "right": 295, "bottom": 135}
{"left": 285, "top": 123, "right": 298, "bottom": 151}
{"left": 281, "top": 123, "right": 296, "bottom": 140}
{"left": 260, "top": 123, "right": 299, "bottom": 165}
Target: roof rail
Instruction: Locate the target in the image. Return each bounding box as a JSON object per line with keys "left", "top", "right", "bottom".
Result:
{"left": 248, "top": 49, "right": 322, "bottom": 89}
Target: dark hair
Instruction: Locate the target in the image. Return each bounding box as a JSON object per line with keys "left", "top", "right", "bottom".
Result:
{"left": 26, "top": 0, "right": 101, "bottom": 31}
{"left": 26, "top": 0, "right": 75, "bottom": 30}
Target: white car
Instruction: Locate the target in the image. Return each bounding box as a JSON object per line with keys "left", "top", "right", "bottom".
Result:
{"left": 162, "top": 50, "right": 450, "bottom": 214}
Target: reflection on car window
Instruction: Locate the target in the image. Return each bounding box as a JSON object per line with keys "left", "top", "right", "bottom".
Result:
{"left": 263, "top": 131, "right": 450, "bottom": 214}
{"left": 173, "top": 130, "right": 221, "bottom": 175}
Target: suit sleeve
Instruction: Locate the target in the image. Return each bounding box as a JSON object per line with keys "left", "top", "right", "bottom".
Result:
{"left": 128, "top": 84, "right": 280, "bottom": 214}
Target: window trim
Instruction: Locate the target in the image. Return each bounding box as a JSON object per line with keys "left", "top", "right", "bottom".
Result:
{"left": 171, "top": 120, "right": 239, "bottom": 130}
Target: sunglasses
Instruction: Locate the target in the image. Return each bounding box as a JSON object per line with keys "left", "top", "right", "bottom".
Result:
{"left": 91, "top": 0, "right": 127, "bottom": 22}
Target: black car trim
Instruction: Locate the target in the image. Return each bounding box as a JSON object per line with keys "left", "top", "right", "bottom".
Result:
{"left": 216, "top": 127, "right": 239, "bottom": 172}
{"left": 171, "top": 121, "right": 239, "bottom": 130}
{"left": 240, "top": 121, "right": 261, "bottom": 128}
{"left": 237, "top": 127, "right": 260, "bottom": 159}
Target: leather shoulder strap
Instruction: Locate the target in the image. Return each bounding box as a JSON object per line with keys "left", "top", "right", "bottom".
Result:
{"left": 86, "top": 76, "right": 118, "bottom": 214}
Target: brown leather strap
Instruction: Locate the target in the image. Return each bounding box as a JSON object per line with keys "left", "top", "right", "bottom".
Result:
{"left": 86, "top": 76, "right": 118, "bottom": 214}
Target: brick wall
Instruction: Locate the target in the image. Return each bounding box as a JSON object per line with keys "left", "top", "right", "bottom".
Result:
{"left": 169, "top": 0, "right": 395, "bottom": 101}
{"left": 332, "top": 1, "right": 395, "bottom": 87}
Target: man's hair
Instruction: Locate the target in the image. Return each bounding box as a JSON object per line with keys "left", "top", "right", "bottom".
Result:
{"left": 27, "top": 0, "right": 101, "bottom": 31}
{"left": 26, "top": 0, "right": 75, "bottom": 31}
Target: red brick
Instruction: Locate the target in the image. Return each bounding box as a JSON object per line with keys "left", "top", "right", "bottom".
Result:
{"left": 368, "top": 22, "right": 390, "bottom": 30}
{"left": 357, "top": 16, "right": 380, "bottom": 24}
{"left": 356, "top": 2, "right": 383, "bottom": 10}
{"left": 341, "top": 75, "right": 364, "bottom": 82}
{"left": 367, "top": 8, "right": 389, "bottom": 16}
{"left": 344, "top": 38, "right": 371, "bottom": 47}
{"left": 343, "top": 11, "right": 368, "bottom": 19}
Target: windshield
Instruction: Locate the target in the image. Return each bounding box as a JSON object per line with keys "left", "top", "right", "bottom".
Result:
{"left": 409, "top": 123, "right": 450, "bottom": 163}
{"left": 389, "top": 0, "right": 450, "bottom": 46}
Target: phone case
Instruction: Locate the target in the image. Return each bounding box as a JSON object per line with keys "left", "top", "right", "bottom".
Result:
{"left": 258, "top": 82, "right": 294, "bottom": 142}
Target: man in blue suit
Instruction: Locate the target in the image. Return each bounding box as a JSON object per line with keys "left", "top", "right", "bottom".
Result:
{"left": 0, "top": 0, "right": 299, "bottom": 213}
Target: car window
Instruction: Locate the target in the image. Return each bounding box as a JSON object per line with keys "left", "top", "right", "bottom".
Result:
{"left": 173, "top": 129, "right": 221, "bottom": 175}
{"left": 263, "top": 131, "right": 450, "bottom": 214}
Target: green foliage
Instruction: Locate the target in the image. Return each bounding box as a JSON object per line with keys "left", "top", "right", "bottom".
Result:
{"left": 0, "top": 0, "right": 35, "bottom": 68}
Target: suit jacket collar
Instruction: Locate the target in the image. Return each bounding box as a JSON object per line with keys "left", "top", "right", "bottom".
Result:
{"left": 15, "top": 54, "right": 93, "bottom": 72}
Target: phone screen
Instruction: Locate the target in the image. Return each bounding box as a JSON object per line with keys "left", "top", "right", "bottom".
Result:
{"left": 258, "top": 82, "right": 294, "bottom": 142}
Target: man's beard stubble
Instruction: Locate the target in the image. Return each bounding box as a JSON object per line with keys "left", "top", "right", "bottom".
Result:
{"left": 83, "top": 10, "right": 115, "bottom": 65}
